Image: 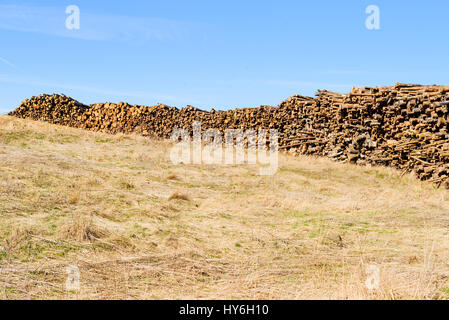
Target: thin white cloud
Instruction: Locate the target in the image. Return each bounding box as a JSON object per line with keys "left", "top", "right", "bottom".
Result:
{"left": 0, "top": 4, "right": 203, "bottom": 42}
{"left": 0, "top": 56, "right": 17, "bottom": 69}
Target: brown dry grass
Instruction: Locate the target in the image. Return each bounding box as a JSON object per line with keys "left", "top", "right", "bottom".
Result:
{"left": 168, "top": 192, "right": 191, "bottom": 202}
{"left": 1, "top": 114, "right": 449, "bottom": 300}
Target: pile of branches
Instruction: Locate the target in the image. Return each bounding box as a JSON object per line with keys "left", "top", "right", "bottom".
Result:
{"left": 9, "top": 83, "right": 449, "bottom": 188}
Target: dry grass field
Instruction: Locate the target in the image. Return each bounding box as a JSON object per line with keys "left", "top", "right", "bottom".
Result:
{"left": 1, "top": 114, "right": 449, "bottom": 299}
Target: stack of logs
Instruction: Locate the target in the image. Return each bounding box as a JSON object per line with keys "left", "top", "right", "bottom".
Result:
{"left": 9, "top": 83, "right": 449, "bottom": 188}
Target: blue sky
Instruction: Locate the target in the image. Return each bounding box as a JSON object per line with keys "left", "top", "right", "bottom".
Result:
{"left": 0, "top": 0, "right": 448, "bottom": 113}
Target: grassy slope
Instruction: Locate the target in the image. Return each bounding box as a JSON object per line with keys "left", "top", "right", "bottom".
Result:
{"left": 1, "top": 114, "right": 449, "bottom": 299}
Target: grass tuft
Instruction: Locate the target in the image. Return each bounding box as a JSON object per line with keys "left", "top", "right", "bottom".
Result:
{"left": 168, "top": 192, "right": 190, "bottom": 201}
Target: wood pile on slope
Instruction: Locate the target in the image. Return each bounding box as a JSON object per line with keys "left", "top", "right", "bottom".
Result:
{"left": 9, "top": 83, "right": 449, "bottom": 188}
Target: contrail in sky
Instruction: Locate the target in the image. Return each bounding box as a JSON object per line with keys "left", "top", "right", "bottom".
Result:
{"left": 0, "top": 56, "right": 16, "bottom": 69}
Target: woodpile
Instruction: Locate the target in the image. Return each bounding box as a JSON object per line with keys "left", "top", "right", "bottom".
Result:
{"left": 9, "top": 83, "right": 449, "bottom": 188}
